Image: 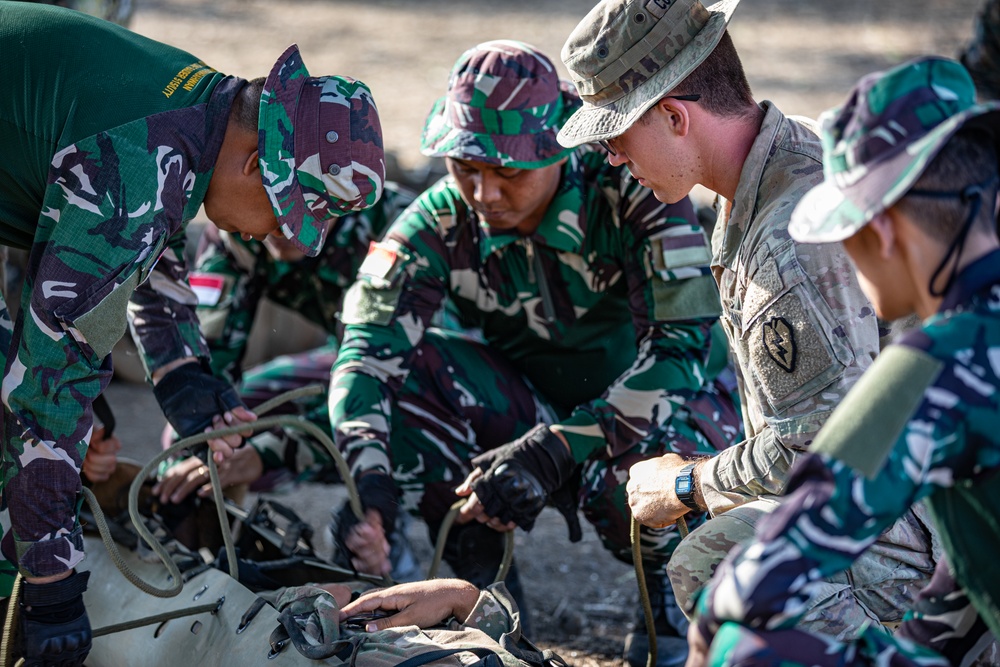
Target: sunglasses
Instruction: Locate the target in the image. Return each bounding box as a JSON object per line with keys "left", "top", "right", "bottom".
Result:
{"left": 597, "top": 94, "right": 702, "bottom": 156}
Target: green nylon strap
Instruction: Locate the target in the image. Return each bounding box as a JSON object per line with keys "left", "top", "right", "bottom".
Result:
{"left": 809, "top": 344, "right": 942, "bottom": 479}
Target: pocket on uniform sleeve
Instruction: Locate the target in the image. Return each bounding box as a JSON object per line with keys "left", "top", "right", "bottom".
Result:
{"left": 741, "top": 241, "right": 855, "bottom": 412}
{"left": 54, "top": 234, "right": 166, "bottom": 363}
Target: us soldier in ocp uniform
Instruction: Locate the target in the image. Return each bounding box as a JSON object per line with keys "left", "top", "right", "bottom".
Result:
{"left": 329, "top": 40, "right": 742, "bottom": 652}
{"left": 689, "top": 54, "right": 1000, "bottom": 667}
{"left": 552, "top": 0, "right": 940, "bottom": 649}
{"left": 0, "top": 3, "right": 385, "bottom": 664}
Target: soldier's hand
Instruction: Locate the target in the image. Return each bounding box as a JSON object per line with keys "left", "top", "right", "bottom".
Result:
{"left": 153, "top": 446, "right": 264, "bottom": 504}
{"left": 19, "top": 571, "right": 92, "bottom": 667}
{"left": 81, "top": 424, "right": 121, "bottom": 483}
{"left": 626, "top": 453, "right": 691, "bottom": 528}
{"left": 461, "top": 425, "right": 575, "bottom": 532}
{"left": 152, "top": 360, "right": 256, "bottom": 462}
{"left": 333, "top": 472, "right": 400, "bottom": 577}
{"left": 455, "top": 470, "right": 517, "bottom": 532}
{"left": 339, "top": 579, "right": 480, "bottom": 630}
{"left": 342, "top": 509, "right": 391, "bottom": 576}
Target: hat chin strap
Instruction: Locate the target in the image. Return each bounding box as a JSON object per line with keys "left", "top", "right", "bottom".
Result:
{"left": 905, "top": 176, "right": 998, "bottom": 298}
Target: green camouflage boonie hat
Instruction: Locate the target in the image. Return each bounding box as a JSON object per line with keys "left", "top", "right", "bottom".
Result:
{"left": 790, "top": 56, "right": 1000, "bottom": 244}
{"left": 259, "top": 45, "right": 386, "bottom": 257}
{"left": 420, "top": 39, "right": 580, "bottom": 169}
{"left": 557, "top": 0, "right": 740, "bottom": 147}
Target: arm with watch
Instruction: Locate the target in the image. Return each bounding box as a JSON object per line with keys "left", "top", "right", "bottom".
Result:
{"left": 625, "top": 453, "right": 707, "bottom": 528}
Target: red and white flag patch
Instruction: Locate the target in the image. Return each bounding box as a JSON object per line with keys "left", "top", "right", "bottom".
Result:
{"left": 189, "top": 272, "right": 226, "bottom": 306}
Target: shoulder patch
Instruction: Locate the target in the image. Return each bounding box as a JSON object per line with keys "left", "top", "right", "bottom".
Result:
{"left": 650, "top": 224, "right": 712, "bottom": 280}
{"left": 762, "top": 316, "right": 796, "bottom": 372}
{"left": 189, "top": 272, "right": 227, "bottom": 307}
{"left": 358, "top": 241, "right": 410, "bottom": 288}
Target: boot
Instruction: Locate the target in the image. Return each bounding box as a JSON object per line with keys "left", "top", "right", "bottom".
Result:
{"left": 433, "top": 520, "right": 531, "bottom": 636}
{"left": 624, "top": 569, "right": 688, "bottom": 667}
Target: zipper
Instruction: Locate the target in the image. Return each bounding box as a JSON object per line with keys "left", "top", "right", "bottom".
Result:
{"left": 524, "top": 238, "right": 556, "bottom": 323}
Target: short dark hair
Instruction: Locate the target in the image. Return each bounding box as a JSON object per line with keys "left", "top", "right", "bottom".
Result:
{"left": 669, "top": 30, "right": 756, "bottom": 118}
{"left": 232, "top": 76, "right": 266, "bottom": 133}
{"left": 894, "top": 130, "right": 998, "bottom": 242}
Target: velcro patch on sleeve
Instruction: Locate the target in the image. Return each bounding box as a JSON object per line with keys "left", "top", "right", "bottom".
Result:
{"left": 810, "top": 344, "right": 943, "bottom": 479}
{"left": 358, "top": 241, "right": 409, "bottom": 289}
{"left": 651, "top": 225, "right": 712, "bottom": 280}
{"left": 189, "top": 272, "right": 227, "bottom": 307}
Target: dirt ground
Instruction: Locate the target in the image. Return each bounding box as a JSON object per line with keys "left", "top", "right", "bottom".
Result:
{"left": 96, "top": 1, "right": 985, "bottom": 665}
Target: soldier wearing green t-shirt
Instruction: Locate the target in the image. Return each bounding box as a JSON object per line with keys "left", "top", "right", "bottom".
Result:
{"left": 0, "top": 4, "right": 385, "bottom": 663}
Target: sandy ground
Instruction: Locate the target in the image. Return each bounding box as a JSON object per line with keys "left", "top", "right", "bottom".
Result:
{"left": 95, "top": 1, "right": 987, "bottom": 665}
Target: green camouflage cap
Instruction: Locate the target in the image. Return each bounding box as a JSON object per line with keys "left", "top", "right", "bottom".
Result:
{"left": 790, "top": 56, "right": 1000, "bottom": 244}
{"left": 420, "top": 39, "right": 579, "bottom": 169}
{"left": 557, "top": 0, "right": 740, "bottom": 147}
{"left": 259, "top": 45, "right": 386, "bottom": 257}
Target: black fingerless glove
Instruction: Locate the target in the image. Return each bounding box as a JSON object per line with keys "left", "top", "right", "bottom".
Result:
{"left": 19, "top": 570, "right": 92, "bottom": 667}
{"left": 153, "top": 361, "right": 244, "bottom": 438}
{"left": 333, "top": 472, "right": 400, "bottom": 558}
{"left": 470, "top": 424, "right": 576, "bottom": 532}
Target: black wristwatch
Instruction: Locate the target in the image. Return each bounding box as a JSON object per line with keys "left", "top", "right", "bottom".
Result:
{"left": 674, "top": 462, "right": 701, "bottom": 512}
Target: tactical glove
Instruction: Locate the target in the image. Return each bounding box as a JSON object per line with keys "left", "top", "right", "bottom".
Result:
{"left": 19, "top": 570, "right": 92, "bottom": 667}
{"left": 153, "top": 361, "right": 245, "bottom": 438}
{"left": 470, "top": 424, "right": 577, "bottom": 534}
{"left": 333, "top": 472, "right": 400, "bottom": 558}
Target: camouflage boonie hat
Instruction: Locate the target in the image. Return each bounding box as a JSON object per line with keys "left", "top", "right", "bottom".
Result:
{"left": 557, "top": 0, "right": 740, "bottom": 147}
{"left": 420, "top": 40, "right": 580, "bottom": 169}
{"left": 790, "top": 56, "right": 1000, "bottom": 244}
{"left": 259, "top": 44, "right": 386, "bottom": 257}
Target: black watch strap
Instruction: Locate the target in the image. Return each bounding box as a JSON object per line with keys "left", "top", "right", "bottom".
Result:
{"left": 674, "top": 462, "right": 701, "bottom": 513}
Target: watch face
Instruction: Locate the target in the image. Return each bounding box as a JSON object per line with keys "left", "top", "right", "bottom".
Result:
{"left": 676, "top": 478, "right": 692, "bottom": 494}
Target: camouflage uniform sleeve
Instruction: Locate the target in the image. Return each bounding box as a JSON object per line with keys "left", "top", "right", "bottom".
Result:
{"left": 187, "top": 230, "right": 263, "bottom": 384}
{"left": 329, "top": 197, "right": 450, "bottom": 476}
{"left": 694, "top": 341, "right": 981, "bottom": 641}
{"left": 127, "top": 229, "right": 212, "bottom": 378}
{"left": 5, "top": 125, "right": 189, "bottom": 576}
{"left": 460, "top": 582, "right": 520, "bottom": 641}
{"left": 698, "top": 238, "right": 880, "bottom": 513}
{"left": 557, "top": 179, "right": 721, "bottom": 461}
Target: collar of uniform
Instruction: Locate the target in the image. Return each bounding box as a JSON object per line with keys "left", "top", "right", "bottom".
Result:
{"left": 185, "top": 76, "right": 246, "bottom": 223}
{"left": 477, "top": 153, "right": 586, "bottom": 262}
{"left": 939, "top": 248, "right": 1000, "bottom": 313}
{"left": 712, "top": 101, "right": 784, "bottom": 269}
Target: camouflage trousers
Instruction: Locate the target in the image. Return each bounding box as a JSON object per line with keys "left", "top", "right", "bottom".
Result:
{"left": 705, "top": 556, "right": 998, "bottom": 666}
{"left": 669, "top": 496, "right": 940, "bottom": 639}
{"left": 383, "top": 329, "right": 742, "bottom": 573}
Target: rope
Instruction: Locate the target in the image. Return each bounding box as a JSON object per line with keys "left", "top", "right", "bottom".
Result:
{"left": 92, "top": 599, "right": 223, "bottom": 637}
{"left": 630, "top": 515, "right": 689, "bottom": 667}
{"left": 426, "top": 499, "right": 514, "bottom": 583}
{"left": 0, "top": 575, "right": 21, "bottom": 667}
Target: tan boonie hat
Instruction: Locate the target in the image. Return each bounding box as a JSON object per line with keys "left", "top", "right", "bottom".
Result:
{"left": 558, "top": 0, "right": 740, "bottom": 148}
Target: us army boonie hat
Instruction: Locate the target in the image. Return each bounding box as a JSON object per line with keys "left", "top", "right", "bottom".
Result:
{"left": 790, "top": 56, "right": 1000, "bottom": 244}
{"left": 259, "top": 45, "right": 386, "bottom": 257}
{"left": 420, "top": 40, "right": 579, "bottom": 169}
{"left": 558, "top": 0, "right": 740, "bottom": 147}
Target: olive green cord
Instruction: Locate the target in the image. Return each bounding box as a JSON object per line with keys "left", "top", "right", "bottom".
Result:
{"left": 631, "top": 515, "right": 689, "bottom": 667}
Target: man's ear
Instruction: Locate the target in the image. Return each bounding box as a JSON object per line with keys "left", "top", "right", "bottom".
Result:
{"left": 658, "top": 98, "right": 691, "bottom": 138}
{"left": 868, "top": 212, "right": 897, "bottom": 260}
{"left": 242, "top": 150, "right": 260, "bottom": 177}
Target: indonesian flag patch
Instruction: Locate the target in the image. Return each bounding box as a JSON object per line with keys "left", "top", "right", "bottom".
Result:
{"left": 189, "top": 272, "right": 226, "bottom": 306}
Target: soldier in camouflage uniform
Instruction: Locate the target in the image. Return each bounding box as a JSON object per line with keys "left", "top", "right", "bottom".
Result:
{"left": 553, "top": 0, "right": 940, "bottom": 650}
{"left": 689, "top": 55, "right": 1000, "bottom": 667}
{"left": 149, "top": 183, "right": 415, "bottom": 501}
{"left": 329, "top": 39, "right": 741, "bottom": 655}
{"left": 0, "top": 3, "right": 385, "bottom": 664}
